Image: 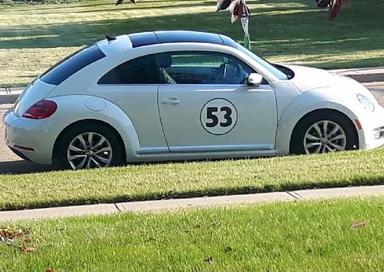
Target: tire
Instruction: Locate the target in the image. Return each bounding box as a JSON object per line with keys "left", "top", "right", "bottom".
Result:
{"left": 290, "top": 111, "right": 358, "bottom": 155}
{"left": 55, "top": 123, "right": 124, "bottom": 170}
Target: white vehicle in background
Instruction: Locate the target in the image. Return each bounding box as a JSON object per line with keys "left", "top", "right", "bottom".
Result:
{"left": 3, "top": 31, "right": 384, "bottom": 170}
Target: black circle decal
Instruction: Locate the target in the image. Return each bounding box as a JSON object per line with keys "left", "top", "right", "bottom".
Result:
{"left": 200, "top": 98, "right": 238, "bottom": 135}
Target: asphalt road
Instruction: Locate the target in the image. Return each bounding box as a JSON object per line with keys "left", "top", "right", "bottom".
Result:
{"left": 1, "top": 82, "right": 384, "bottom": 174}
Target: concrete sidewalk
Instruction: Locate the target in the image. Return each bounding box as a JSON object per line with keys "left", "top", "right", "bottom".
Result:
{"left": 1, "top": 185, "right": 384, "bottom": 222}
{"left": 1, "top": 66, "right": 384, "bottom": 104}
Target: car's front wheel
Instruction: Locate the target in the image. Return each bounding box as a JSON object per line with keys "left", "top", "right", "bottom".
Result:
{"left": 55, "top": 123, "right": 124, "bottom": 170}
{"left": 290, "top": 111, "right": 358, "bottom": 155}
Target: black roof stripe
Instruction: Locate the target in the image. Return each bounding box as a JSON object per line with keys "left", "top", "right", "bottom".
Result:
{"left": 128, "top": 32, "right": 159, "bottom": 48}
{"left": 128, "top": 31, "right": 237, "bottom": 48}
{"left": 219, "top": 34, "right": 238, "bottom": 48}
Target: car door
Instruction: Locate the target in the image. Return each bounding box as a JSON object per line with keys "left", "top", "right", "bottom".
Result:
{"left": 97, "top": 54, "right": 168, "bottom": 153}
{"left": 157, "top": 51, "right": 278, "bottom": 153}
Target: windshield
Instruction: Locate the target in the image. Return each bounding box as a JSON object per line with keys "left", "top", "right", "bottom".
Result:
{"left": 235, "top": 44, "right": 288, "bottom": 80}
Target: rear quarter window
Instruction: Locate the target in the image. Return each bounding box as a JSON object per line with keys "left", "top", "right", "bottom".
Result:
{"left": 40, "top": 45, "right": 105, "bottom": 85}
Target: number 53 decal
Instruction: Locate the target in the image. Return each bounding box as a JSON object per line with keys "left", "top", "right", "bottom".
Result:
{"left": 200, "top": 98, "right": 238, "bottom": 135}
{"left": 206, "top": 107, "right": 233, "bottom": 128}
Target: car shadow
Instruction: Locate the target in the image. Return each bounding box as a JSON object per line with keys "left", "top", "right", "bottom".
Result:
{"left": 0, "top": 160, "right": 55, "bottom": 174}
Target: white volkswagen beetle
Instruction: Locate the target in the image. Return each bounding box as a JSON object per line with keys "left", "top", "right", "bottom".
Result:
{"left": 3, "top": 31, "right": 384, "bottom": 169}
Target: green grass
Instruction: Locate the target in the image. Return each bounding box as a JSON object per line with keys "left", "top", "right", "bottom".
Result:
{"left": 2, "top": 198, "right": 384, "bottom": 271}
{"left": 1, "top": 149, "right": 384, "bottom": 211}
{"left": 0, "top": 0, "right": 384, "bottom": 87}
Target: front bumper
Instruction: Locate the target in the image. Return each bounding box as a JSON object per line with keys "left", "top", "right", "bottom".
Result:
{"left": 357, "top": 106, "right": 384, "bottom": 150}
{"left": 3, "top": 110, "right": 55, "bottom": 165}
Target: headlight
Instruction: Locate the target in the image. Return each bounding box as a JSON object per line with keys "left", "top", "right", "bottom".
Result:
{"left": 357, "top": 94, "right": 375, "bottom": 112}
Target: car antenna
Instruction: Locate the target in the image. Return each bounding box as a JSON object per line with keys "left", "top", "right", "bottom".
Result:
{"left": 106, "top": 35, "right": 116, "bottom": 42}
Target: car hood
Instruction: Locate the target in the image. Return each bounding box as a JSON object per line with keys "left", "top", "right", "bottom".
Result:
{"left": 285, "top": 64, "right": 368, "bottom": 94}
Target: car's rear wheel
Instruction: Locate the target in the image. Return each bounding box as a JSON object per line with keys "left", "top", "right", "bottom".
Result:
{"left": 290, "top": 111, "right": 358, "bottom": 155}
{"left": 55, "top": 123, "right": 124, "bottom": 170}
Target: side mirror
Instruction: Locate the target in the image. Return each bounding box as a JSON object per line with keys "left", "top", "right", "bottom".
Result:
{"left": 247, "top": 73, "right": 263, "bottom": 87}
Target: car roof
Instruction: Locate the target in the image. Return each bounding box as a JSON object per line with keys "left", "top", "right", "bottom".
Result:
{"left": 127, "top": 31, "right": 238, "bottom": 49}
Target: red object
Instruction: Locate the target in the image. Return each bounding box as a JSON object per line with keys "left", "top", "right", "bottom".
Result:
{"left": 233, "top": 2, "right": 243, "bottom": 18}
{"left": 329, "top": 0, "right": 349, "bottom": 20}
{"left": 22, "top": 100, "right": 57, "bottom": 119}
{"left": 315, "top": 0, "right": 349, "bottom": 20}
{"left": 329, "top": 0, "right": 341, "bottom": 20}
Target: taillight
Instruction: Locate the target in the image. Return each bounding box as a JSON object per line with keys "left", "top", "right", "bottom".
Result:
{"left": 22, "top": 100, "right": 57, "bottom": 119}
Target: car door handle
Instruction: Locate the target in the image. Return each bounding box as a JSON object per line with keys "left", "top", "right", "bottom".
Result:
{"left": 161, "top": 97, "right": 180, "bottom": 105}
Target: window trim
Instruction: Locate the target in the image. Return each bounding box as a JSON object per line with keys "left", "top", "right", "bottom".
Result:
{"left": 97, "top": 50, "right": 268, "bottom": 86}
{"left": 156, "top": 50, "right": 258, "bottom": 85}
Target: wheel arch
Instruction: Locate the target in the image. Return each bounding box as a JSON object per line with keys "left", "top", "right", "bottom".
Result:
{"left": 288, "top": 108, "right": 359, "bottom": 154}
{"left": 47, "top": 95, "right": 142, "bottom": 164}
{"left": 52, "top": 119, "right": 127, "bottom": 164}
{"left": 275, "top": 99, "right": 363, "bottom": 155}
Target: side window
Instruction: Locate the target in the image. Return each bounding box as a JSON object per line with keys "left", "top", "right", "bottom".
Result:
{"left": 41, "top": 45, "right": 105, "bottom": 86}
{"left": 98, "top": 54, "right": 160, "bottom": 84}
{"left": 157, "top": 51, "right": 255, "bottom": 85}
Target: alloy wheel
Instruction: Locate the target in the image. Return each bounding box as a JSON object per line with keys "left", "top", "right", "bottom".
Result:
{"left": 303, "top": 120, "right": 347, "bottom": 154}
{"left": 67, "top": 132, "right": 113, "bottom": 169}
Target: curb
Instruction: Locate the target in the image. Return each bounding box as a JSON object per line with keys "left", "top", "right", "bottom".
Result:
{"left": 1, "top": 185, "right": 384, "bottom": 222}
{"left": 0, "top": 88, "right": 22, "bottom": 105}
{"left": 333, "top": 67, "right": 384, "bottom": 83}
{"left": 0, "top": 93, "right": 21, "bottom": 104}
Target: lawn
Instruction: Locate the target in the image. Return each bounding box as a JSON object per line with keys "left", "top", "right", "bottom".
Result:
{"left": 1, "top": 149, "right": 384, "bottom": 211}
{"left": 0, "top": 0, "right": 384, "bottom": 87}
{"left": 1, "top": 198, "right": 384, "bottom": 271}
